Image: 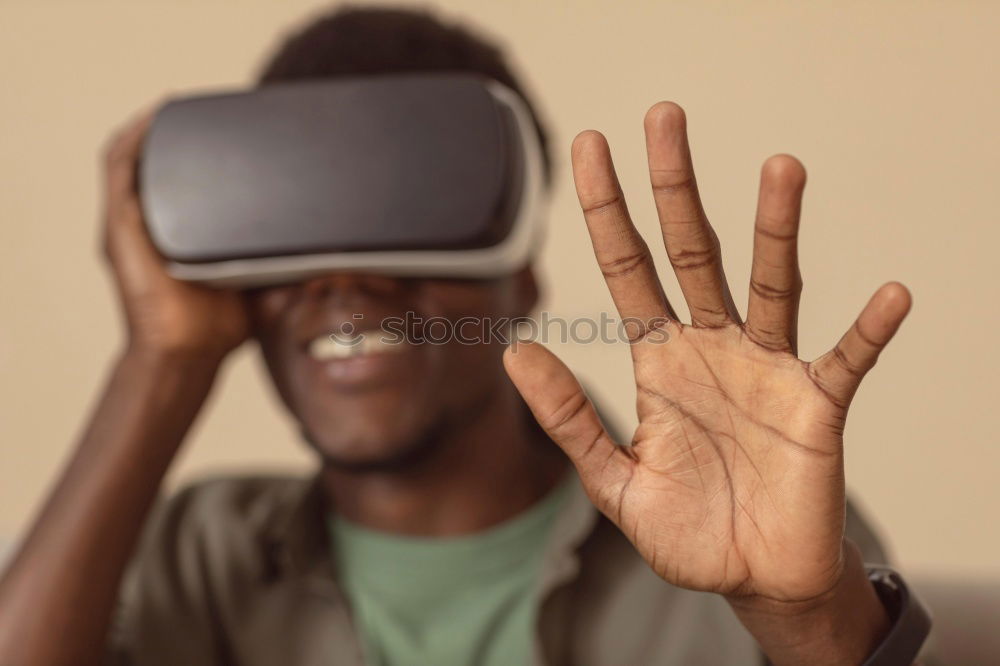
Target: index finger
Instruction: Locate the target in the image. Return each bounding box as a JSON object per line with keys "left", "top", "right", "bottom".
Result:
{"left": 103, "top": 106, "right": 156, "bottom": 207}
{"left": 100, "top": 105, "right": 161, "bottom": 271}
{"left": 571, "top": 130, "right": 676, "bottom": 341}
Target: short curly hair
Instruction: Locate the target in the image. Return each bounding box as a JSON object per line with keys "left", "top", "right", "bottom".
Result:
{"left": 258, "top": 5, "right": 553, "bottom": 188}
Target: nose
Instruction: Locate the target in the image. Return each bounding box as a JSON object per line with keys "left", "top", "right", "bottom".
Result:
{"left": 300, "top": 272, "right": 409, "bottom": 301}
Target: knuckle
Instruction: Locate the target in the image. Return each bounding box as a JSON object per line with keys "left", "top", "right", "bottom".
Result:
{"left": 754, "top": 213, "right": 798, "bottom": 239}
{"left": 666, "top": 245, "right": 717, "bottom": 271}
{"left": 580, "top": 192, "right": 621, "bottom": 215}
{"left": 649, "top": 169, "right": 695, "bottom": 196}
{"left": 598, "top": 249, "right": 649, "bottom": 279}
{"left": 832, "top": 345, "right": 865, "bottom": 377}
{"left": 542, "top": 391, "right": 590, "bottom": 435}
{"left": 742, "top": 323, "right": 792, "bottom": 353}
{"left": 749, "top": 278, "right": 800, "bottom": 303}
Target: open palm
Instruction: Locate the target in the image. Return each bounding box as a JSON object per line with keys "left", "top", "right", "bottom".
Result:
{"left": 504, "top": 102, "right": 911, "bottom": 606}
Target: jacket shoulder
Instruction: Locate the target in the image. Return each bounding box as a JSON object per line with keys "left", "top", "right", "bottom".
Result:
{"left": 107, "top": 474, "right": 315, "bottom": 665}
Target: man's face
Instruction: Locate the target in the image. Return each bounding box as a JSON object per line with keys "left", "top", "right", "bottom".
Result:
{"left": 247, "top": 270, "right": 537, "bottom": 469}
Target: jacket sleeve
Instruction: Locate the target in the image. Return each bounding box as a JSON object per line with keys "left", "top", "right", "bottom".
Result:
{"left": 104, "top": 481, "right": 235, "bottom": 666}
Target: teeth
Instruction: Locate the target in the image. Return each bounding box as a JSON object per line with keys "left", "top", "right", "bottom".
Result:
{"left": 308, "top": 330, "right": 409, "bottom": 361}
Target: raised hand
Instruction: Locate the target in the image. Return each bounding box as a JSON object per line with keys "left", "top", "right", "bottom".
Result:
{"left": 504, "top": 102, "right": 908, "bottom": 662}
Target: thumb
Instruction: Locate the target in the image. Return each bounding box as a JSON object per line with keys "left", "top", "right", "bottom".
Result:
{"left": 503, "top": 340, "right": 633, "bottom": 493}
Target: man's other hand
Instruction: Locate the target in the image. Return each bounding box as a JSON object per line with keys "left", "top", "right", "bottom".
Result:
{"left": 505, "top": 102, "right": 908, "bottom": 665}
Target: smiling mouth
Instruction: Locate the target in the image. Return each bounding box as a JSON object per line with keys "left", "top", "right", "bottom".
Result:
{"left": 307, "top": 330, "right": 413, "bottom": 361}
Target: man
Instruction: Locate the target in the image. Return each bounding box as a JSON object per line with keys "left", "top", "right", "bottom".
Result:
{"left": 0, "top": 6, "right": 926, "bottom": 665}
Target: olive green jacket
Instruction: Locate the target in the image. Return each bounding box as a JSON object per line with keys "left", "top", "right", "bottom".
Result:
{"left": 107, "top": 470, "right": 888, "bottom": 666}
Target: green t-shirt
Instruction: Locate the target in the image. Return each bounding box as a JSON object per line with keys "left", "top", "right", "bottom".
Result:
{"left": 328, "top": 477, "right": 572, "bottom": 666}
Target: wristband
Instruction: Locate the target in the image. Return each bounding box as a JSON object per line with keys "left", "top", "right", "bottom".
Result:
{"left": 862, "top": 566, "right": 932, "bottom": 666}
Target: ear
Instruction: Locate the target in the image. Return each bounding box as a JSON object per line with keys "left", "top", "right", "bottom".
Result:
{"left": 513, "top": 265, "right": 540, "bottom": 315}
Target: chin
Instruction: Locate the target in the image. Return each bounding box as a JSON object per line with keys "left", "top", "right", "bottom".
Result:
{"left": 298, "top": 405, "right": 446, "bottom": 472}
{"left": 306, "top": 428, "right": 443, "bottom": 472}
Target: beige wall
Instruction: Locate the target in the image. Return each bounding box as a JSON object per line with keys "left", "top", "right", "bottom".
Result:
{"left": 1, "top": 0, "right": 997, "bottom": 577}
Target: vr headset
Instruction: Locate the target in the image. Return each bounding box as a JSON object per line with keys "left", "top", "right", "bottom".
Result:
{"left": 139, "top": 73, "right": 546, "bottom": 287}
